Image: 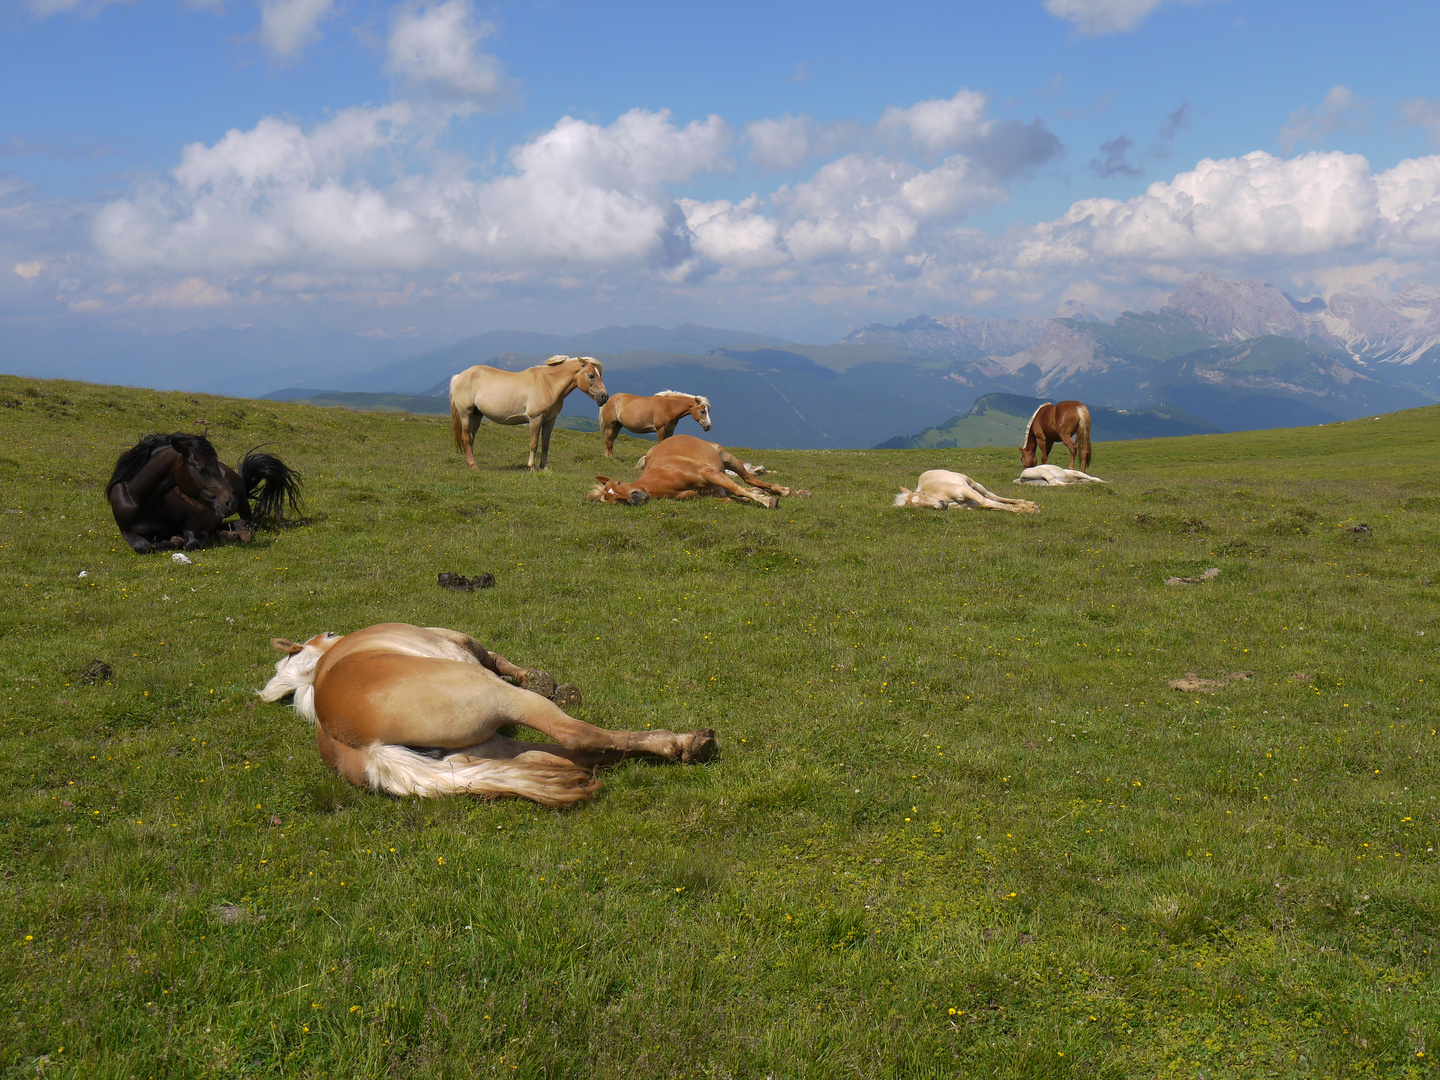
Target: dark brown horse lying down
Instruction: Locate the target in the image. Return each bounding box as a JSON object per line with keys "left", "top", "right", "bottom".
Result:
{"left": 261, "top": 623, "right": 716, "bottom": 806}
{"left": 589, "top": 434, "right": 803, "bottom": 509}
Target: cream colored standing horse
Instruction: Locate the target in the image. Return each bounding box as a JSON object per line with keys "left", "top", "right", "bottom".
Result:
{"left": 599, "top": 391, "right": 712, "bottom": 458}
{"left": 450, "top": 355, "right": 609, "bottom": 470}
{"left": 261, "top": 623, "right": 716, "bottom": 806}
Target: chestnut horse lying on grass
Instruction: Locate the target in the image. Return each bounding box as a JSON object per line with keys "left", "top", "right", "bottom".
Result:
{"left": 599, "top": 391, "right": 712, "bottom": 458}
{"left": 1021, "top": 400, "right": 1092, "bottom": 471}
{"left": 894, "top": 470, "right": 1039, "bottom": 513}
{"left": 589, "top": 434, "right": 803, "bottom": 509}
{"left": 261, "top": 623, "right": 716, "bottom": 806}
{"left": 450, "top": 354, "right": 609, "bottom": 470}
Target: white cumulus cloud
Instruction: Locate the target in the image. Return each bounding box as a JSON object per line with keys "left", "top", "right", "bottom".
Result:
{"left": 1043, "top": 0, "right": 1213, "bottom": 36}
{"left": 259, "top": 0, "right": 335, "bottom": 60}
{"left": 93, "top": 106, "right": 732, "bottom": 276}
{"left": 878, "top": 88, "right": 990, "bottom": 153}
{"left": 386, "top": 0, "right": 510, "bottom": 107}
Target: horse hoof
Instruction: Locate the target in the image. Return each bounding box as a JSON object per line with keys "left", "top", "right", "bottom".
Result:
{"left": 764, "top": 496, "right": 779, "bottom": 510}
{"left": 553, "top": 683, "right": 582, "bottom": 708}
{"left": 521, "top": 670, "right": 557, "bottom": 699}
{"left": 681, "top": 729, "right": 717, "bottom": 763}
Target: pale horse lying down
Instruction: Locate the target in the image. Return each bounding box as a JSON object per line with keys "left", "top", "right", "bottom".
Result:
{"left": 260, "top": 623, "right": 716, "bottom": 806}
{"left": 1015, "top": 464, "right": 1107, "bottom": 485}
{"left": 894, "top": 470, "right": 1040, "bottom": 513}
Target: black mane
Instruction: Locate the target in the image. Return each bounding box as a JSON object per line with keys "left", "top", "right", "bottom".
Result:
{"left": 107, "top": 433, "right": 220, "bottom": 493}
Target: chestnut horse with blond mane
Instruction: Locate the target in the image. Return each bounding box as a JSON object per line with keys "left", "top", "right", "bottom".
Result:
{"left": 599, "top": 391, "right": 712, "bottom": 458}
{"left": 261, "top": 623, "right": 715, "bottom": 806}
{"left": 589, "top": 434, "right": 800, "bottom": 509}
{"left": 1020, "top": 401, "right": 1092, "bottom": 471}
{"left": 450, "top": 355, "right": 609, "bottom": 470}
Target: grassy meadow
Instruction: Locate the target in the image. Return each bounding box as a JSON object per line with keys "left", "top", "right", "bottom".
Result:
{"left": 1, "top": 372, "right": 1438, "bottom": 1078}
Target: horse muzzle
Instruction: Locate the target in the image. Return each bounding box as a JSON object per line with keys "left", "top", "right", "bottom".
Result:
{"left": 627, "top": 490, "right": 648, "bottom": 506}
{"left": 592, "top": 391, "right": 610, "bottom": 406}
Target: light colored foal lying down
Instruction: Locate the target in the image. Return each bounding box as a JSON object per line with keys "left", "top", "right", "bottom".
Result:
{"left": 893, "top": 470, "right": 1039, "bottom": 513}
{"left": 261, "top": 623, "right": 715, "bottom": 806}
{"left": 1015, "top": 464, "right": 1106, "bottom": 485}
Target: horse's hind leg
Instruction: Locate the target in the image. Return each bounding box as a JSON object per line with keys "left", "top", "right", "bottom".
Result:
{"left": 463, "top": 409, "right": 482, "bottom": 470}
{"left": 463, "top": 732, "right": 625, "bottom": 770}
{"left": 700, "top": 467, "right": 777, "bottom": 509}
{"left": 714, "top": 450, "right": 792, "bottom": 497}
{"left": 1058, "top": 431, "right": 1079, "bottom": 468}
{"left": 515, "top": 695, "right": 716, "bottom": 763}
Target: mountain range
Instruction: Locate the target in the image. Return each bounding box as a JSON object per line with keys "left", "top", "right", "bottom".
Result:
{"left": 262, "top": 271, "right": 1440, "bottom": 450}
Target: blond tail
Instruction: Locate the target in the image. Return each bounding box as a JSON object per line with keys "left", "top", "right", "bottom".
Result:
{"left": 1075, "top": 404, "right": 1092, "bottom": 464}
{"left": 364, "top": 744, "right": 601, "bottom": 807}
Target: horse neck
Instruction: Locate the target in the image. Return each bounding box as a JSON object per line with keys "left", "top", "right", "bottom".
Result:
{"left": 126, "top": 446, "right": 184, "bottom": 500}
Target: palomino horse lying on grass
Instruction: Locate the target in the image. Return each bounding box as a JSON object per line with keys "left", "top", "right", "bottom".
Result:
{"left": 1021, "top": 400, "right": 1092, "bottom": 471}
{"left": 894, "top": 470, "right": 1039, "bottom": 513}
{"left": 450, "top": 355, "right": 609, "bottom": 470}
{"left": 1016, "top": 464, "right": 1106, "bottom": 485}
{"left": 261, "top": 623, "right": 715, "bottom": 806}
{"left": 599, "top": 391, "right": 712, "bottom": 458}
{"left": 590, "top": 434, "right": 803, "bottom": 509}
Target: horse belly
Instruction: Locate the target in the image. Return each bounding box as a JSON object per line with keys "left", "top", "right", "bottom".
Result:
{"left": 315, "top": 653, "right": 524, "bottom": 749}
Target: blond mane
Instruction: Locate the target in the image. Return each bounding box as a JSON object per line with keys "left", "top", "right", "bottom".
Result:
{"left": 1020, "top": 403, "right": 1051, "bottom": 447}
{"left": 655, "top": 390, "right": 710, "bottom": 409}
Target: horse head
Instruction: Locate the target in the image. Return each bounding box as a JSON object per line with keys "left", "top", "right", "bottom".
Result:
{"left": 1019, "top": 442, "right": 1039, "bottom": 469}
{"left": 893, "top": 487, "right": 945, "bottom": 509}
{"left": 590, "top": 476, "right": 648, "bottom": 506}
{"left": 692, "top": 396, "right": 712, "bottom": 431}
{"left": 261, "top": 632, "right": 345, "bottom": 720}
{"left": 573, "top": 356, "right": 608, "bottom": 406}
{"left": 167, "top": 434, "right": 237, "bottom": 518}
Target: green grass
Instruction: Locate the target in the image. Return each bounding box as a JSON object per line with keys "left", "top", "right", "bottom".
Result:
{"left": 2, "top": 374, "right": 1438, "bottom": 1078}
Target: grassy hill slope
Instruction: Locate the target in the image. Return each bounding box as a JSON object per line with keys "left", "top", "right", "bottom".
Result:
{"left": 877, "top": 392, "right": 1222, "bottom": 450}
{"left": 2, "top": 374, "right": 1438, "bottom": 1077}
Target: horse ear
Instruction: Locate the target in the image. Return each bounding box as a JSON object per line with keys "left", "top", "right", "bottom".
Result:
{"left": 595, "top": 476, "right": 612, "bottom": 484}
{"left": 270, "top": 638, "right": 305, "bottom": 654}
{"left": 545, "top": 354, "right": 569, "bottom": 366}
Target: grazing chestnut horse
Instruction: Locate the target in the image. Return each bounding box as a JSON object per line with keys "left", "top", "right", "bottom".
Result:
{"left": 894, "top": 470, "right": 1039, "bottom": 513}
{"left": 261, "top": 623, "right": 716, "bottom": 806}
{"left": 1020, "top": 401, "right": 1092, "bottom": 471}
{"left": 450, "top": 355, "right": 609, "bottom": 470}
{"left": 589, "top": 434, "right": 800, "bottom": 509}
{"left": 599, "top": 391, "right": 712, "bottom": 458}
{"left": 106, "top": 433, "right": 302, "bottom": 553}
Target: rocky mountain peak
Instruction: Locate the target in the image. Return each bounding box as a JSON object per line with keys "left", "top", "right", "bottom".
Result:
{"left": 1160, "top": 270, "right": 1307, "bottom": 340}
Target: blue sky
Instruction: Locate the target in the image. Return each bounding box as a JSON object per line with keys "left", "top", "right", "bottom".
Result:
{"left": 5, "top": 0, "right": 1440, "bottom": 373}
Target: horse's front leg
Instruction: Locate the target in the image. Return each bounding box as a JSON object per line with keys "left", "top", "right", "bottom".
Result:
{"left": 120, "top": 530, "right": 153, "bottom": 554}
{"left": 526, "top": 418, "right": 544, "bottom": 469}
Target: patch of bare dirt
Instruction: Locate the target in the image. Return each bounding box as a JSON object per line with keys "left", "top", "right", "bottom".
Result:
{"left": 1165, "top": 567, "right": 1220, "bottom": 586}
{"left": 1168, "top": 670, "right": 1252, "bottom": 693}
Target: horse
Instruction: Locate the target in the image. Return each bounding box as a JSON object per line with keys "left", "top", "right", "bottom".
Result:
{"left": 1020, "top": 401, "right": 1092, "bottom": 471}
{"left": 260, "top": 623, "right": 716, "bottom": 806}
{"left": 449, "top": 355, "right": 609, "bottom": 470}
{"left": 589, "top": 434, "right": 803, "bottom": 509}
{"left": 1015, "top": 464, "right": 1106, "bottom": 485}
{"left": 106, "top": 433, "right": 302, "bottom": 553}
{"left": 894, "top": 470, "right": 1039, "bottom": 513}
{"left": 599, "top": 391, "right": 712, "bottom": 458}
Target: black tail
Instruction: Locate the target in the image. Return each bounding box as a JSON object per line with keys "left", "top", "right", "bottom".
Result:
{"left": 238, "top": 451, "right": 303, "bottom": 525}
